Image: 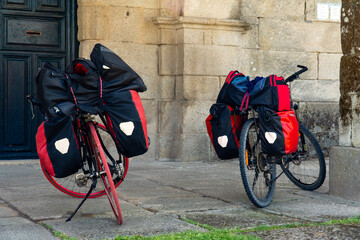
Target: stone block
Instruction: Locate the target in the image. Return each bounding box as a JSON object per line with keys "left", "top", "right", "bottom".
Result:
{"left": 341, "top": 2, "right": 355, "bottom": 54}
{"left": 205, "top": 28, "right": 257, "bottom": 48}
{"left": 182, "top": 76, "right": 220, "bottom": 100}
{"left": 177, "top": 28, "right": 204, "bottom": 45}
{"left": 339, "top": 120, "right": 352, "bottom": 147}
{"left": 291, "top": 80, "right": 340, "bottom": 102}
{"left": 351, "top": 93, "right": 360, "bottom": 147}
{"left": 297, "top": 102, "right": 339, "bottom": 156}
{"left": 159, "top": 45, "right": 177, "bottom": 75}
{"left": 78, "top": 0, "right": 159, "bottom": 9}
{"left": 241, "top": 0, "right": 305, "bottom": 20}
{"left": 160, "top": 76, "right": 176, "bottom": 99}
{"left": 329, "top": 146, "right": 360, "bottom": 201}
{"left": 182, "top": 0, "right": 240, "bottom": 19}
{"left": 158, "top": 134, "right": 176, "bottom": 160}
{"left": 181, "top": 100, "right": 214, "bottom": 134}
{"left": 175, "top": 134, "right": 211, "bottom": 161}
{"left": 249, "top": 50, "right": 317, "bottom": 79}
{"left": 77, "top": 5, "right": 108, "bottom": 41}
{"left": 159, "top": 101, "right": 181, "bottom": 134}
{"left": 107, "top": 7, "right": 158, "bottom": 44}
{"left": 142, "top": 99, "right": 158, "bottom": 134}
{"left": 259, "top": 18, "right": 341, "bottom": 53}
{"left": 139, "top": 75, "right": 159, "bottom": 100}
{"left": 183, "top": 45, "right": 251, "bottom": 75}
{"left": 159, "top": 28, "right": 177, "bottom": 45}
{"left": 318, "top": 53, "right": 341, "bottom": 80}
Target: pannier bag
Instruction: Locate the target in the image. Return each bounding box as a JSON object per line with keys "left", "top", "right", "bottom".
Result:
{"left": 102, "top": 90, "right": 149, "bottom": 158}
{"left": 36, "top": 115, "right": 82, "bottom": 178}
{"left": 36, "top": 62, "right": 73, "bottom": 118}
{"left": 90, "top": 44, "right": 147, "bottom": 94}
{"left": 205, "top": 103, "right": 246, "bottom": 160}
{"left": 65, "top": 58, "right": 100, "bottom": 114}
{"left": 217, "top": 71, "right": 250, "bottom": 109}
{"left": 258, "top": 107, "right": 299, "bottom": 156}
{"left": 249, "top": 75, "right": 291, "bottom": 112}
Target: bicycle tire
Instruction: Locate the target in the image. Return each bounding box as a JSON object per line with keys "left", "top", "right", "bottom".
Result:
{"left": 40, "top": 123, "right": 129, "bottom": 199}
{"left": 89, "top": 123, "right": 123, "bottom": 224}
{"left": 280, "top": 123, "right": 326, "bottom": 191}
{"left": 239, "top": 118, "right": 276, "bottom": 208}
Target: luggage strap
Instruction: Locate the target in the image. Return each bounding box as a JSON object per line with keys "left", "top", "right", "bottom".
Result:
{"left": 65, "top": 74, "right": 79, "bottom": 108}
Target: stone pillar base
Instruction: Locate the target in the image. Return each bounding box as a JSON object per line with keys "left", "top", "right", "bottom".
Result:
{"left": 329, "top": 146, "right": 360, "bottom": 201}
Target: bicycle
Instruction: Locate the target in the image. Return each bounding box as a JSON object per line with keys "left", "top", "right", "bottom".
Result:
{"left": 27, "top": 96, "right": 129, "bottom": 224}
{"left": 238, "top": 65, "right": 326, "bottom": 208}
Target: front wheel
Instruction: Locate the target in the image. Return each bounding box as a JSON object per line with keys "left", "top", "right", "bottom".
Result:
{"left": 239, "top": 118, "right": 276, "bottom": 208}
{"left": 280, "top": 123, "right": 326, "bottom": 191}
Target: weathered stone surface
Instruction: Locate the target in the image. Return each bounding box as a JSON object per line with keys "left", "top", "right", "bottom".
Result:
{"left": 241, "top": 0, "right": 305, "bottom": 20}
{"left": 77, "top": 5, "right": 108, "bottom": 41}
{"left": 78, "top": 0, "right": 159, "bottom": 8}
{"left": 341, "top": 2, "right": 355, "bottom": 54}
{"left": 338, "top": 120, "right": 352, "bottom": 147}
{"left": 160, "top": 76, "right": 176, "bottom": 99}
{"left": 159, "top": 45, "right": 177, "bottom": 75}
{"left": 175, "top": 134, "right": 210, "bottom": 161}
{"left": 205, "top": 28, "right": 257, "bottom": 48}
{"left": 182, "top": 75, "right": 220, "bottom": 100}
{"left": 259, "top": 18, "right": 341, "bottom": 53}
{"left": 142, "top": 99, "right": 158, "bottom": 134}
{"left": 177, "top": 28, "right": 204, "bottom": 45}
{"left": 329, "top": 146, "right": 360, "bottom": 201}
{"left": 182, "top": 0, "right": 241, "bottom": 19}
{"left": 159, "top": 101, "right": 181, "bottom": 134}
{"left": 297, "top": 102, "right": 339, "bottom": 156}
{"left": 181, "top": 100, "right": 214, "bottom": 134}
{"left": 158, "top": 134, "right": 176, "bottom": 160}
{"left": 318, "top": 53, "right": 341, "bottom": 80}
{"left": 291, "top": 80, "right": 340, "bottom": 102}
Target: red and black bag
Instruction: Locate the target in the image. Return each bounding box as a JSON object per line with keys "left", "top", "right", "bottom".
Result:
{"left": 258, "top": 107, "right": 299, "bottom": 156}
{"left": 249, "top": 75, "right": 291, "bottom": 112}
{"left": 217, "top": 71, "right": 250, "bottom": 110}
{"left": 205, "top": 103, "right": 246, "bottom": 160}
{"left": 102, "top": 90, "right": 149, "bottom": 158}
{"left": 36, "top": 116, "right": 82, "bottom": 178}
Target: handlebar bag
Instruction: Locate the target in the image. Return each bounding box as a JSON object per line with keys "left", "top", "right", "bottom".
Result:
{"left": 102, "top": 90, "right": 149, "bottom": 158}
{"left": 36, "top": 115, "right": 82, "bottom": 178}
{"left": 205, "top": 103, "right": 247, "bottom": 160}
{"left": 90, "top": 44, "right": 147, "bottom": 94}
{"left": 258, "top": 106, "right": 299, "bottom": 156}
{"left": 36, "top": 63, "right": 73, "bottom": 118}
{"left": 217, "top": 71, "right": 250, "bottom": 109}
{"left": 249, "top": 75, "right": 291, "bottom": 112}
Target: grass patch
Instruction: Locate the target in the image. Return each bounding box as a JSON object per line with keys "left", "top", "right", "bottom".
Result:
{"left": 40, "top": 223, "right": 78, "bottom": 240}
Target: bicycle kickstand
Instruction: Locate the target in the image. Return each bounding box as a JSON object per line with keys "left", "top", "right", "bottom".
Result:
{"left": 66, "top": 178, "right": 97, "bottom": 222}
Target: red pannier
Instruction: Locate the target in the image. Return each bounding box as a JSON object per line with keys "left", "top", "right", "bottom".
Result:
{"left": 258, "top": 107, "right": 299, "bottom": 155}
{"left": 36, "top": 116, "right": 82, "bottom": 178}
{"left": 205, "top": 103, "right": 246, "bottom": 160}
{"left": 102, "top": 90, "right": 149, "bottom": 158}
{"left": 249, "top": 75, "right": 291, "bottom": 112}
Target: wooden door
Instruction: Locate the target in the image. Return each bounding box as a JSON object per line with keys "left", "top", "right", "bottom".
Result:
{"left": 0, "top": 0, "right": 77, "bottom": 159}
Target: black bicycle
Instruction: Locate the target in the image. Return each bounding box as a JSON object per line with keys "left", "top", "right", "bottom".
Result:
{"left": 238, "top": 66, "right": 326, "bottom": 207}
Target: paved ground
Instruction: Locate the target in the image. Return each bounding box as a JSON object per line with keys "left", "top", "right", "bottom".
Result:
{"left": 0, "top": 159, "right": 359, "bottom": 239}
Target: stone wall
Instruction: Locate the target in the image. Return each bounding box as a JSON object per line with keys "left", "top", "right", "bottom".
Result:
{"left": 77, "top": 0, "right": 341, "bottom": 161}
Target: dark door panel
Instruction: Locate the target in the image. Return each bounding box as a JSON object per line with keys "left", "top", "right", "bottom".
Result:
{"left": 3, "top": 14, "right": 65, "bottom": 51}
{"left": 1, "top": 0, "right": 32, "bottom": 11}
{"left": 36, "top": 0, "right": 65, "bottom": 12}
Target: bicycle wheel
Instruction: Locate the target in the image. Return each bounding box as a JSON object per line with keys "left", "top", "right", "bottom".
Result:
{"left": 41, "top": 123, "right": 129, "bottom": 199}
{"left": 89, "top": 123, "right": 123, "bottom": 224}
{"left": 280, "top": 123, "right": 326, "bottom": 190}
{"left": 239, "top": 118, "right": 276, "bottom": 208}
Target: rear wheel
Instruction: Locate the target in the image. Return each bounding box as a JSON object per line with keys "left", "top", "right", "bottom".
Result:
{"left": 239, "top": 118, "right": 276, "bottom": 208}
{"left": 41, "top": 123, "right": 128, "bottom": 198}
{"left": 280, "top": 123, "right": 326, "bottom": 190}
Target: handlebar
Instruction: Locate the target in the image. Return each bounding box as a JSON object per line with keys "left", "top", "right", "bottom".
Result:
{"left": 285, "top": 65, "right": 308, "bottom": 83}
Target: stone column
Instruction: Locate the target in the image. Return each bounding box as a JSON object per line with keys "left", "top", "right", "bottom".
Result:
{"left": 329, "top": 1, "right": 360, "bottom": 201}
{"left": 153, "top": 3, "right": 251, "bottom": 161}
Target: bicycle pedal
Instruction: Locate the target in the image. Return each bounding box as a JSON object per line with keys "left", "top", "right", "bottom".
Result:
{"left": 75, "top": 173, "right": 88, "bottom": 187}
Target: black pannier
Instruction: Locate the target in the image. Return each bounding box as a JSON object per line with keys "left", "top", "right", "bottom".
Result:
{"left": 217, "top": 71, "right": 249, "bottom": 109}
{"left": 36, "top": 115, "right": 82, "bottom": 178}
{"left": 102, "top": 90, "right": 149, "bottom": 158}
{"left": 90, "top": 44, "right": 147, "bottom": 94}
{"left": 258, "top": 106, "right": 299, "bottom": 156}
{"left": 249, "top": 75, "right": 291, "bottom": 112}
{"left": 36, "top": 63, "right": 74, "bottom": 118}
{"left": 65, "top": 58, "right": 100, "bottom": 114}
{"left": 205, "top": 103, "right": 246, "bottom": 160}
